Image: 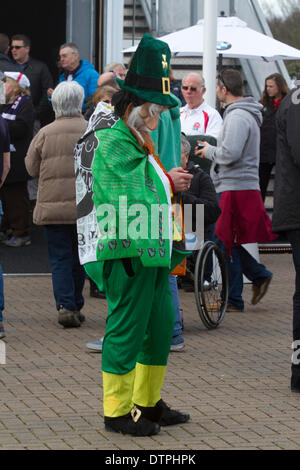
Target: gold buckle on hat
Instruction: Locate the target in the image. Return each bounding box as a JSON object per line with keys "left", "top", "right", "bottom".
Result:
{"left": 162, "top": 77, "right": 171, "bottom": 95}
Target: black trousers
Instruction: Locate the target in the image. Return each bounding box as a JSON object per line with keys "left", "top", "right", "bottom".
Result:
{"left": 259, "top": 162, "right": 275, "bottom": 203}
{"left": 287, "top": 230, "right": 300, "bottom": 378}
{"left": 0, "top": 182, "right": 30, "bottom": 237}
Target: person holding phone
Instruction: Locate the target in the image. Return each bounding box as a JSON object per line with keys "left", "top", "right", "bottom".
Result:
{"left": 196, "top": 69, "right": 276, "bottom": 313}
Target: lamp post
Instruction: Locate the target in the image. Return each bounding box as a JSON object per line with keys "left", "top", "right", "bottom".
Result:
{"left": 202, "top": 0, "right": 218, "bottom": 107}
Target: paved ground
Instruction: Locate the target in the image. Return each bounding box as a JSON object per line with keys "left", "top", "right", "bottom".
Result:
{"left": 0, "top": 253, "right": 299, "bottom": 450}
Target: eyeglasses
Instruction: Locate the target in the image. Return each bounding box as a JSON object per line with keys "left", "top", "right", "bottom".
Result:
{"left": 11, "top": 45, "right": 25, "bottom": 50}
{"left": 182, "top": 86, "right": 198, "bottom": 92}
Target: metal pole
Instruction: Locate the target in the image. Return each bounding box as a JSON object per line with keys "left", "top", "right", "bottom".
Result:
{"left": 202, "top": 0, "right": 218, "bottom": 107}
{"left": 218, "top": 53, "right": 223, "bottom": 73}
{"left": 190, "top": 0, "right": 198, "bottom": 26}
{"left": 132, "top": 0, "right": 136, "bottom": 45}
{"left": 151, "top": 0, "right": 157, "bottom": 35}
{"left": 229, "top": 0, "right": 236, "bottom": 16}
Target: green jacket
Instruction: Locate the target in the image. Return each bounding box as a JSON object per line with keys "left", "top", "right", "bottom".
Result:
{"left": 91, "top": 117, "right": 173, "bottom": 268}
{"left": 75, "top": 103, "right": 189, "bottom": 290}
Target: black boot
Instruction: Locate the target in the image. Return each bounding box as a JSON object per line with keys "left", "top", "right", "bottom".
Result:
{"left": 136, "top": 399, "right": 190, "bottom": 426}
{"left": 104, "top": 407, "right": 160, "bottom": 436}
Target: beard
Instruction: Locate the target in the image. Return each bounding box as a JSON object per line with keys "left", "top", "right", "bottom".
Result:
{"left": 126, "top": 105, "right": 152, "bottom": 133}
{"left": 127, "top": 103, "right": 166, "bottom": 134}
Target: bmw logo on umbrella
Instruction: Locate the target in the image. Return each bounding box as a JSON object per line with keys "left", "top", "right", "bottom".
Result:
{"left": 217, "top": 41, "right": 232, "bottom": 51}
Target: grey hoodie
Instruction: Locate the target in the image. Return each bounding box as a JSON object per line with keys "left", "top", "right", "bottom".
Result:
{"left": 206, "top": 97, "right": 263, "bottom": 193}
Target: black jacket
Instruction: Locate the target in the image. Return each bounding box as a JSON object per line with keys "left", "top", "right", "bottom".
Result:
{"left": 0, "top": 53, "right": 20, "bottom": 73}
{"left": 260, "top": 103, "right": 278, "bottom": 165}
{"left": 0, "top": 52, "right": 20, "bottom": 72}
{"left": 272, "top": 87, "right": 300, "bottom": 233}
{"left": 0, "top": 96, "right": 34, "bottom": 184}
{"left": 19, "top": 57, "right": 54, "bottom": 125}
{"left": 181, "top": 163, "right": 221, "bottom": 238}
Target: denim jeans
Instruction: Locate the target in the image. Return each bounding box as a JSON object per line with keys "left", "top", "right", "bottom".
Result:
{"left": 45, "top": 224, "right": 86, "bottom": 312}
{"left": 0, "top": 264, "right": 4, "bottom": 323}
{"left": 215, "top": 237, "right": 272, "bottom": 311}
{"left": 169, "top": 275, "right": 182, "bottom": 338}
{"left": 287, "top": 231, "right": 300, "bottom": 378}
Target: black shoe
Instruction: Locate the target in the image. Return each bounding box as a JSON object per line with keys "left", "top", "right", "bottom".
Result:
{"left": 90, "top": 287, "right": 106, "bottom": 299}
{"left": 136, "top": 399, "right": 190, "bottom": 427}
{"left": 104, "top": 407, "right": 160, "bottom": 436}
{"left": 58, "top": 309, "right": 81, "bottom": 328}
{"left": 183, "top": 283, "right": 194, "bottom": 293}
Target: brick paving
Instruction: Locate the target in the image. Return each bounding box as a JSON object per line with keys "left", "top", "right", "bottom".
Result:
{"left": 0, "top": 253, "right": 300, "bottom": 450}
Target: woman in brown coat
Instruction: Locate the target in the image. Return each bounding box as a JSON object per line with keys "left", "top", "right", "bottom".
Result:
{"left": 25, "top": 81, "right": 88, "bottom": 328}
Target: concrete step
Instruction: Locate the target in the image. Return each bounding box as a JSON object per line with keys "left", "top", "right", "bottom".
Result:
{"left": 124, "top": 18, "right": 148, "bottom": 28}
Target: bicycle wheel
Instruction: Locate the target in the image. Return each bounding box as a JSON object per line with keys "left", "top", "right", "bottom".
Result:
{"left": 194, "top": 241, "right": 228, "bottom": 329}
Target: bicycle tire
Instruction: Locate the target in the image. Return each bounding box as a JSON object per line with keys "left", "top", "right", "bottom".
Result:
{"left": 194, "top": 241, "right": 215, "bottom": 329}
{"left": 194, "top": 241, "right": 228, "bottom": 329}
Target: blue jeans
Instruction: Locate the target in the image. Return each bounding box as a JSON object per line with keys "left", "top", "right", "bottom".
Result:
{"left": 45, "top": 225, "right": 86, "bottom": 312}
{"left": 0, "top": 264, "right": 4, "bottom": 323}
{"left": 169, "top": 275, "right": 182, "bottom": 338}
{"left": 215, "top": 237, "right": 272, "bottom": 311}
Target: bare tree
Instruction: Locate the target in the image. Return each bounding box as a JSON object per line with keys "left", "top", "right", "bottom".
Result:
{"left": 261, "top": 0, "right": 300, "bottom": 19}
{"left": 265, "top": 1, "right": 300, "bottom": 77}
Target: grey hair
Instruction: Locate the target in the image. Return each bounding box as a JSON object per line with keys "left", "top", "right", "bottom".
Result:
{"left": 127, "top": 103, "right": 167, "bottom": 137}
{"left": 60, "top": 42, "right": 79, "bottom": 54}
{"left": 51, "top": 81, "right": 84, "bottom": 118}
{"left": 104, "top": 62, "right": 126, "bottom": 73}
{"left": 184, "top": 72, "right": 206, "bottom": 88}
{"left": 181, "top": 134, "right": 191, "bottom": 155}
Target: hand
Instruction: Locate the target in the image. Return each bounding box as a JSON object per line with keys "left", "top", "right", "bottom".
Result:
{"left": 194, "top": 140, "right": 210, "bottom": 158}
{"left": 168, "top": 167, "right": 193, "bottom": 193}
{"left": 47, "top": 88, "right": 54, "bottom": 98}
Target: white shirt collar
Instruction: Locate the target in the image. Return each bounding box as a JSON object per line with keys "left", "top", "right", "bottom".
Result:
{"left": 183, "top": 101, "right": 206, "bottom": 114}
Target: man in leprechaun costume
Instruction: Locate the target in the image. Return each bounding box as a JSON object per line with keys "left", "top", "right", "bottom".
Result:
{"left": 75, "top": 34, "right": 193, "bottom": 436}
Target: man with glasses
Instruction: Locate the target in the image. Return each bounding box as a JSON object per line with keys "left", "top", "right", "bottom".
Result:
{"left": 11, "top": 35, "right": 54, "bottom": 130}
{"left": 11, "top": 34, "right": 54, "bottom": 203}
{"left": 180, "top": 72, "right": 222, "bottom": 139}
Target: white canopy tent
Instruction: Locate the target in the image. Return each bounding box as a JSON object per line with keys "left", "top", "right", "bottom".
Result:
{"left": 123, "top": 16, "right": 300, "bottom": 62}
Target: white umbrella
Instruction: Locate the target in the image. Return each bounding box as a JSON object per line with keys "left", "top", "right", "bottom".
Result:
{"left": 123, "top": 16, "right": 300, "bottom": 62}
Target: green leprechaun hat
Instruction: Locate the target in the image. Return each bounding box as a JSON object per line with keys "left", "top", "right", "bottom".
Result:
{"left": 116, "top": 33, "right": 178, "bottom": 108}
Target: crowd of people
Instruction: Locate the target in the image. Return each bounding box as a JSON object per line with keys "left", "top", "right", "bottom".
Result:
{"left": 0, "top": 30, "right": 299, "bottom": 434}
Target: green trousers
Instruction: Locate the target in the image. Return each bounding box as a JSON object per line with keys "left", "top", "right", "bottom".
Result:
{"left": 101, "top": 257, "right": 175, "bottom": 417}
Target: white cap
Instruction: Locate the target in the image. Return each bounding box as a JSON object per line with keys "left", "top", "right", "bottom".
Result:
{"left": 4, "top": 72, "right": 30, "bottom": 89}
